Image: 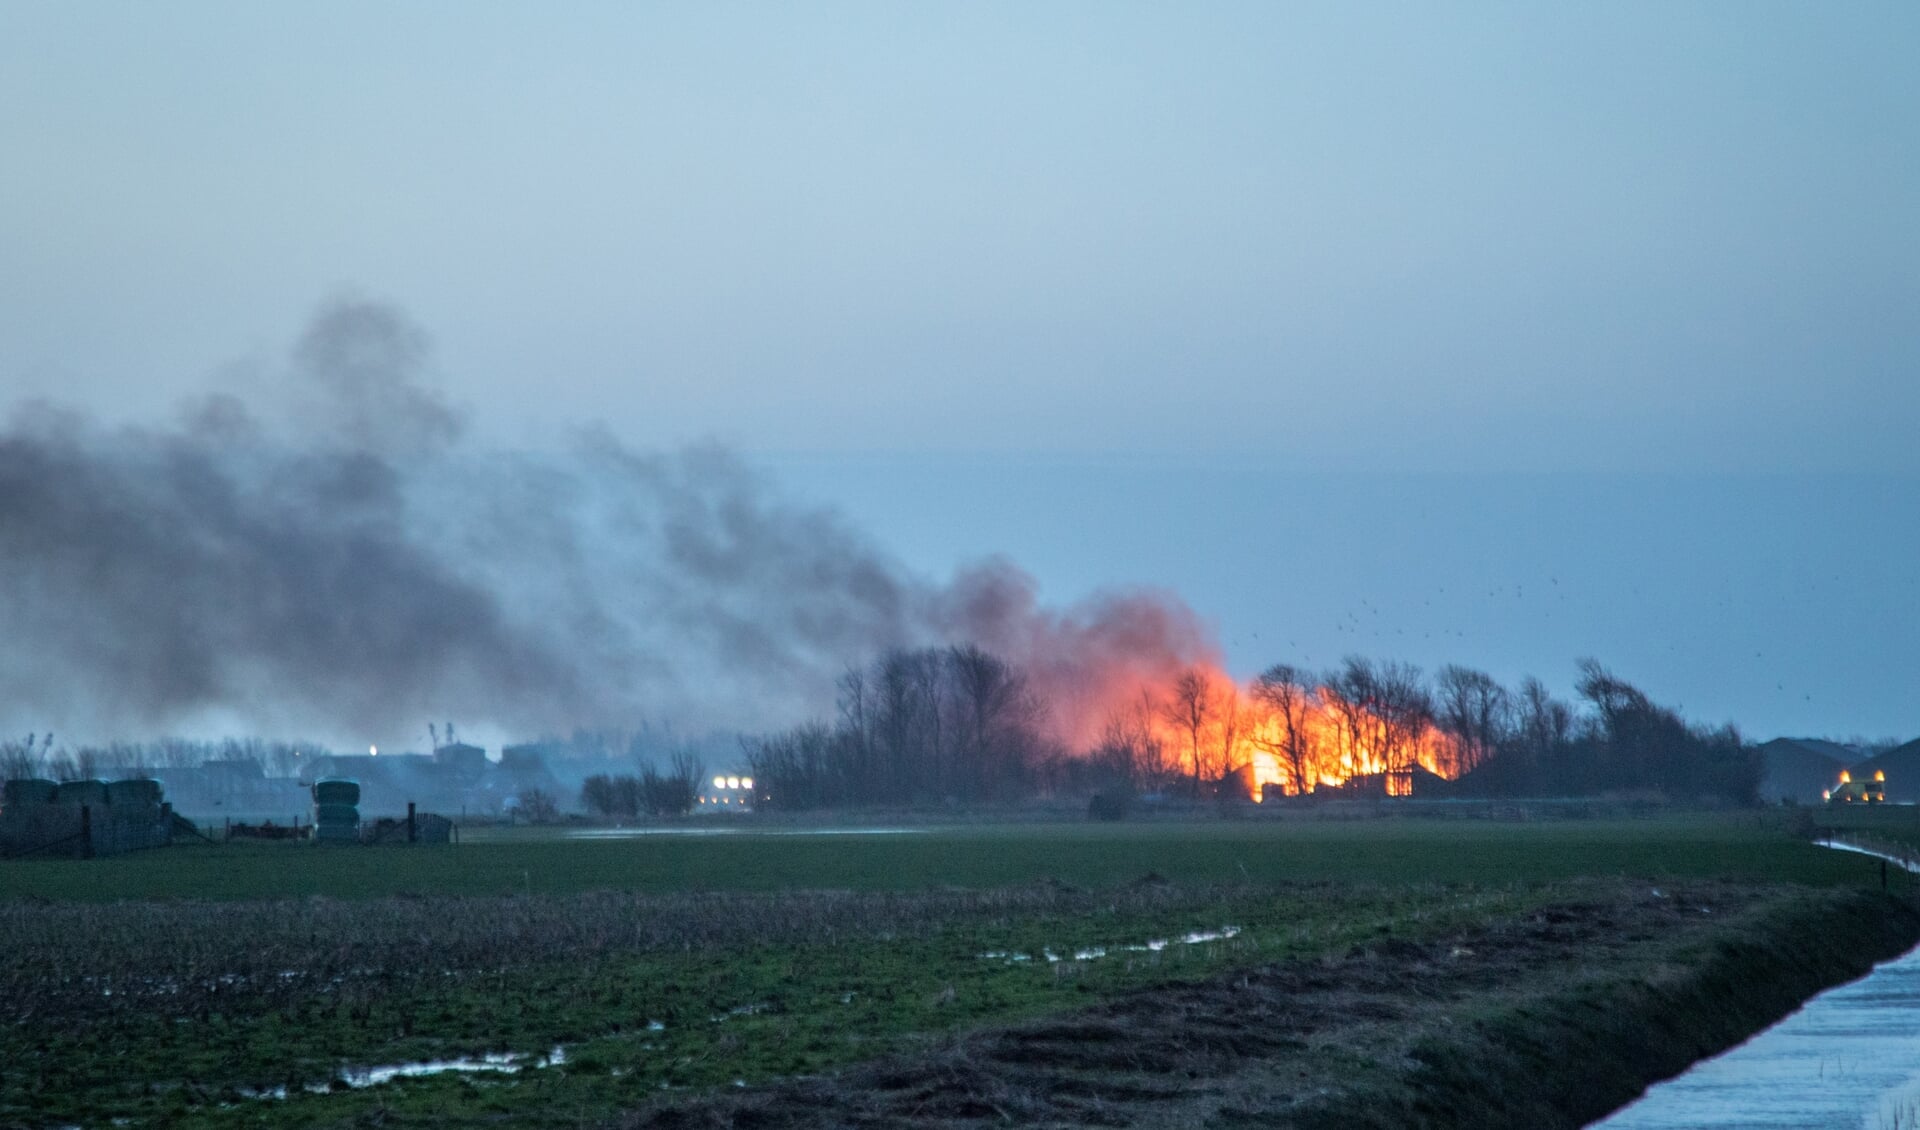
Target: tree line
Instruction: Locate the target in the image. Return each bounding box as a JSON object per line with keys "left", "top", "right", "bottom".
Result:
{"left": 1451, "top": 659, "right": 1758, "bottom": 802}
{"left": 742, "top": 644, "right": 1051, "bottom": 809}
{"left": 744, "top": 650, "right": 1766, "bottom": 808}
{"left": 0, "top": 652, "right": 1768, "bottom": 810}
{"left": 579, "top": 751, "right": 706, "bottom": 818}
{"left": 0, "top": 734, "right": 332, "bottom": 782}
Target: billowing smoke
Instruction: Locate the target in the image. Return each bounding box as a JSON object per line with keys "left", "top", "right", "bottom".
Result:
{"left": 0, "top": 300, "right": 1216, "bottom": 746}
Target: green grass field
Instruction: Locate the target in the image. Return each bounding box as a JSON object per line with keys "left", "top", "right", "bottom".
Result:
{"left": 0, "top": 812, "right": 1890, "bottom": 901}
{"left": 0, "top": 811, "right": 1900, "bottom": 1128}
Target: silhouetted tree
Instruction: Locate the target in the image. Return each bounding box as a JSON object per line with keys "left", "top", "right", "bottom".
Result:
{"left": 744, "top": 645, "right": 1050, "bottom": 808}
{"left": 1163, "top": 667, "right": 1213, "bottom": 796}
{"left": 1434, "top": 664, "right": 1510, "bottom": 776}
{"left": 1251, "top": 663, "right": 1319, "bottom": 796}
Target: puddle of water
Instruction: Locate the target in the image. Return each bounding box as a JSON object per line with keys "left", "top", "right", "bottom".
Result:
{"left": 1590, "top": 841, "right": 1920, "bottom": 1129}
{"left": 979, "top": 926, "right": 1241, "bottom": 964}
{"left": 237, "top": 1046, "right": 568, "bottom": 1100}
{"left": 719, "top": 1002, "right": 771, "bottom": 1019}
{"left": 565, "top": 827, "right": 928, "bottom": 838}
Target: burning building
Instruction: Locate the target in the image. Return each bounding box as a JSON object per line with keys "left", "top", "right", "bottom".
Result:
{"left": 1085, "top": 659, "right": 1465, "bottom": 804}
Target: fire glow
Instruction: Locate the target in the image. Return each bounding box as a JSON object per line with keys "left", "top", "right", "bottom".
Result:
{"left": 1075, "top": 661, "right": 1464, "bottom": 801}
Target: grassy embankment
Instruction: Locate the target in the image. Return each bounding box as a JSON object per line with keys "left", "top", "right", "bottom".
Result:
{"left": 0, "top": 813, "right": 1908, "bottom": 1128}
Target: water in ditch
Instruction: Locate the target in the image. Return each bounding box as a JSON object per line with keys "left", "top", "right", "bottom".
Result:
{"left": 1592, "top": 842, "right": 1920, "bottom": 1130}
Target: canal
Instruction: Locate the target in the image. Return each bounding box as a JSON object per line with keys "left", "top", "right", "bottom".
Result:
{"left": 1592, "top": 841, "right": 1920, "bottom": 1129}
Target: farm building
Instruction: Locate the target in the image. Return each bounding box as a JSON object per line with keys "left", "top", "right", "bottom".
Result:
{"left": 433, "top": 741, "right": 489, "bottom": 783}
{"left": 1754, "top": 738, "right": 1858, "bottom": 805}
{"left": 302, "top": 744, "right": 564, "bottom": 818}
{"left": 147, "top": 757, "right": 308, "bottom": 822}
{"left": 1841, "top": 739, "right": 1920, "bottom": 803}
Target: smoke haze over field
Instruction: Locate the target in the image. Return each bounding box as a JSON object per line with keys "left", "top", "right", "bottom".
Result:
{"left": 2, "top": 6, "right": 1914, "bottom": 742}
{"left": 0, "top": 301, "right": 1214, "bottom": 747}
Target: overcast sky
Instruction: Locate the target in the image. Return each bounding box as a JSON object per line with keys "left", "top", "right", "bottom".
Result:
{"left": 3, "top": 4, "right": 1916, "bottom": 740}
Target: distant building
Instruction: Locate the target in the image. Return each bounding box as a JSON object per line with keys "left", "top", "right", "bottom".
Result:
{"left": 433, "top": 742, "right": 490, "bottom": 785}
{"left": 495, "top": 745, "right": 562, "bottom": 808}
{"left": 302, "top": 753, "right": 438, "bottom": 817}
{"left": 1219, "top": 763, "right": 1263, "bottom": 803}
{"left": 1841, "top": 738, "right": 1920, "bottom": 804}
{"left": 149, "top": 758, "right": 307, "bottom": 820}
{"left": 1754, "top": 738, "right": 1855, "bottom": 805}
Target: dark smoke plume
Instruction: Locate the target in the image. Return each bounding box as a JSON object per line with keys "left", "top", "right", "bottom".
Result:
{"left": 0, "top": 300, "right": 1216, "bottom": 745}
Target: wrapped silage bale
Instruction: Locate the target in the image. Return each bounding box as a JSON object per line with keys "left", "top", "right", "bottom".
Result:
{"left": 3, "top": 778, "right": 58, "bottom": 810}
{"left": 107, "top": 778, "right": 163, "bottom": 806}
{"left": 54, "top": 780, "right": 110, "bottom": 806}
{"left": 312, "top": 779, "right": 360, "bottom": 806}
{"left": 313, "top": 803, "right": 360, "bottom": 826}
{"left": 311, "top": 778, "right": 361, "bottom": 844}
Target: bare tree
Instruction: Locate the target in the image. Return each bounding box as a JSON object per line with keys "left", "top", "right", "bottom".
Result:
{"left": 71, "top": 745, "right": 103, "bottom": 781}
{"left": 1322, "top": 657, "right": 1378, "bottom": 779}
{"left": 1211, "top": 682, "right": 1243, "bottom": 786}
{"left": 43, "top": 749, "right": 80, "bottom": 782}
{"left": 873, "top": 650, "right": 923, "bottom": 803}
{"left": 1369, "top": 660, "right": 1433, "bottom": 792}
{"left": 1319, "top": 657, "right": 1431, "bottom": 793}
{"left": 1092, "top": 689, "right": 1179, "bottom": 792}
{"left": 1516, "top": 677, "right": 1573, "bottom": 753}
{"left": 1163, "top": 667, "right": 1214, "bottom": 795}
{"left": 1434, "top": 664, "right": 1510, "bottom": 776}
{"left": 518, "top": 788, "right": 560, "bottom": 824}
{"left": 1251, "top": 663, "right": 1319, "bottom": 796}
{"left": 0, "top": 736, "right": 41, "bottom": 780}
{"left": 836, "top": 665, "right": 874, "bottom": 785}
{"left": 946, "top": 644, "right": 1044, "bottom": 800}
{"left": 669, "top": 748, "right": 706, "bottom": 810}
{"left": 753, "top": 644, "right": 1053, "bottom": 807}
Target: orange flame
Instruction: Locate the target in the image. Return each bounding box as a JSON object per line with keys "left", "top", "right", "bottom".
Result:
{"left": 1075, "top": 663, "right": 1463, "bottom": 801}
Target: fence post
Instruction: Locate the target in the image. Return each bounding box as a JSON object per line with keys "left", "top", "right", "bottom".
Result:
{"left": 407, "top": 802, "right": 417, "bottom": 844}
{"left": 80, "top": 804, "right": 94, "bottom": 860}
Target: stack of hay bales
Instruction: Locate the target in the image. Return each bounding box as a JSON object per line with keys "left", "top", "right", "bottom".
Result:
{"left": 54, "top": 778, "right": 110, "bottom": 808}
{"left": 0, "top": 779, "right": 63, "bottom": 855}
{"left": 312, "top": 778, "right": 361, "bottom": 843}
{"left": 102, "top": 778, "right": 169, "bottom": 853}
{"left": 3, "top": 777, "right": 58, "bottom": 813}
{"left": 106, "top": 778, "right": 162, "bottom": 808}
{"left": 54, "top": 780, "right": 109, "bottom": 856}
{"left": 2, "top": 778, "right": 168, "bottom": 856}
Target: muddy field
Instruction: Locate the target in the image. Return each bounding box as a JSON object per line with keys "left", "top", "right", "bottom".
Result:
{"left": 3, "top": 817, "right": 1911, "bottom": 1127}
{"left": 619, "top": 882, "right": 1920, "bottom": 1129}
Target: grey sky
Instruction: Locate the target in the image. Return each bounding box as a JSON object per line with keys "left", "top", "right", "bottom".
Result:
{"left": 2, "top": 4, "right": 1915, "bottom": 740}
